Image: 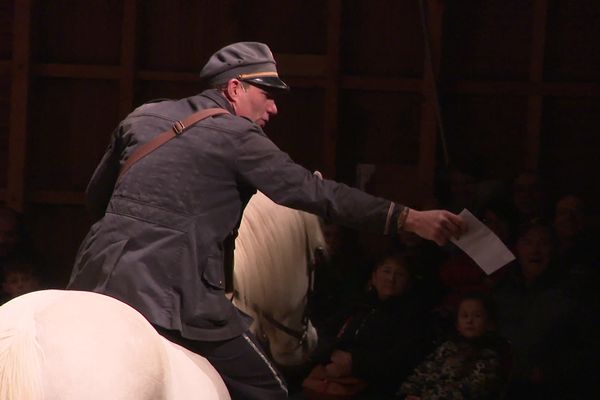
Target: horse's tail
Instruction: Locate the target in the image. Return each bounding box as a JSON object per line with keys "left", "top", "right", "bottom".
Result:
{"left": 0, "top": 310, "right": 44, "bottom": 400}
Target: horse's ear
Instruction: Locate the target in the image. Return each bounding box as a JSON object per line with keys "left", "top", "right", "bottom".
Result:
{"left": 313, "top": 171, "right": 323, "bottom": 180}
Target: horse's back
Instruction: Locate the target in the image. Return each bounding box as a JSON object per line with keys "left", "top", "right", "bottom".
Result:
{"left": 0, "top": 290, "right": 229, "bottom": 400}
{"left": 160, "top": 337, "right": 230, "bottom": 400}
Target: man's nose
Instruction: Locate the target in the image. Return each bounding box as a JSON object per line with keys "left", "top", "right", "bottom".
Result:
{"left": 267, "top": 100, "right": 278, "bottom": 116}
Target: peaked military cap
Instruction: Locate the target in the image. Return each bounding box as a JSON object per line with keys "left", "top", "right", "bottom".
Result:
{"left": 199, "top": 42, "right": 289, "bottom": 91}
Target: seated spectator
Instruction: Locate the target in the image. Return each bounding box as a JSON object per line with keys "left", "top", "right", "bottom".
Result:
{"left": 0, "top": 206, "right": 35, "bottom": 285}
{"left": 492, "top": 221, "right": 579, "bottom": 399}
{"left": 437, "top": 163, "right": 480, "bottom": 215}
{"left": 510, "top": 171, "right": 548, "bottom": 225}
{"left": 1, "top": 207, "right": 23, "bottom": 262}
{"left": 397, "top": 292, "right": 506, "bottom": 400}
{"left": 303, "top": 250, "right": 435, "bottom": 398}
{"left": 551, "top": 194, "right": 600, "bottom": 398}
{"left": 553, "top": 194, "right": 599, "bottom": 271}
{"left": 1, "top": 254, "right": 43, "bottom": 304}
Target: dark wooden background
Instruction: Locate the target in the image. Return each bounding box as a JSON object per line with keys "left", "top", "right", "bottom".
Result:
{"left": 1, "top": 0, "right": 599, "bottom": 286}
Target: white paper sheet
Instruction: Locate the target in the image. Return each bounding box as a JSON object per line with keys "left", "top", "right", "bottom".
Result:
{"left": 450, "top": 209, "right": 515, "bottom": 275}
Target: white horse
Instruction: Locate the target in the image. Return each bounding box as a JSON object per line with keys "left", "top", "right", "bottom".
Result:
{"left": 0, "top": 192, "right": 326, "bottom": 399}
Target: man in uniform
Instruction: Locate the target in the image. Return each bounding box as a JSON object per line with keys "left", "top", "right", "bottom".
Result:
{"left": 68, "top": 42, "right": 465, "bottom": 399}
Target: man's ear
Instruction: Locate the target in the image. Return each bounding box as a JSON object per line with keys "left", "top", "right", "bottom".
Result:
{"left": 224, "top": 79, "right": 244, "bottom": 102}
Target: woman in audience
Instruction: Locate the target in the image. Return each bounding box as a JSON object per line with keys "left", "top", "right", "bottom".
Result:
{"left": 303, "top": 250, "right": 435, "bottom": 399}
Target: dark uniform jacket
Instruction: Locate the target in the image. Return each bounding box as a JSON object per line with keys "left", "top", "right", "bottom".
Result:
{"left": 68, "top": 89, "right": 405, "bottom": 341}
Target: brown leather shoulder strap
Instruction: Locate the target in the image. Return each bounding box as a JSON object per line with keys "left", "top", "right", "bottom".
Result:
{"left": 118, "top": 108, "right": 229, "bottom": 182}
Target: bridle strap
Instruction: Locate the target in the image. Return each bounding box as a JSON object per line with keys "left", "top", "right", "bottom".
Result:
{"left": 251, "top": 240, "right": 325, "bottom": 348}
{"left": 262, "top": 312, "right": 308, "bottom": 343}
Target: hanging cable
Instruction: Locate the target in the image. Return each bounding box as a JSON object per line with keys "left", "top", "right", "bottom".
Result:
{"left": 418, "top": 0, "right": 450, "bottom": 167}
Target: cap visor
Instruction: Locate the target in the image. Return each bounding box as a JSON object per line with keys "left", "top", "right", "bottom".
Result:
{"left": 244, "top": 76, "right": 290, "bottom": 91}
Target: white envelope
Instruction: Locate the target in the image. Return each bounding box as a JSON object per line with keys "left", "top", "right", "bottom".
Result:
{"left": 451, "top": 209, "right": 515, "bottom": 275}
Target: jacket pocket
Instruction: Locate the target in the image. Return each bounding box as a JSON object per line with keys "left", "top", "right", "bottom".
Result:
{"left": 202, "top": 254, "right": 225, "bottom": 290}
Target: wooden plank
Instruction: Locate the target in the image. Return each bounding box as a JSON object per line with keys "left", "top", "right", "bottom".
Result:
{"left": 341, "top": 76, "right": 422, "bottom": 92}
{"left": 7, "top": 0, "right": 32, "bottom": 212}
{"left": 524, "top": 0, "right": 548, "bottom": 170}
{"left": 276, "top": 54, "right": 328, "bottom": 77}
{"left": 137, "top": 70, "right": 200, "bottom": 82}
{"left": 27, "top": 190, "right": 85, "bottom": 205}
{"left": 322, "top": 0, "right": 341, "bottom": 177}
{"left": 542, "top": 82, "right": 600, "bottom": 97}
{"left": 0, "top": 60, "right": 9, "bottom": 74}
{"left": 136, "top": 53, "right": 328, "bottom": 83}
{"left": 33, "top": 63, "right": 121, "bottom": 79}
{"left": 445, "top": 80, "right": 536, "bottom": 95}
{"left": 119, "top": 0, "right": 137, "bottom": 118}
{"left": 445, "top": 80, "right": 600, "bottom": 97}
{"left": 530, "top": 0, "right": 548, "bottom": 83}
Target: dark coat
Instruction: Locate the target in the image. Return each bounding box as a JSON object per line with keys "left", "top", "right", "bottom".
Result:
{"left": 68, "top": 89, "right": 404, "bottom": 341}
{"left": 313, "top": 290, "right": 436, "bottom": 396}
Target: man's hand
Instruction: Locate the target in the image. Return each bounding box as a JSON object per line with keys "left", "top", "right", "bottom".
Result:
{"left": 325, "top": 350, "right": 353, "bottom": 377}
{"left": 404, "top": 209, "right": 466, "bottom": 246}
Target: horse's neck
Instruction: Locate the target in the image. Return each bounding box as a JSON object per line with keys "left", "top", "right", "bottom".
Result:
{"left": 234, "top": 193, "right": 312, "bottom": 312}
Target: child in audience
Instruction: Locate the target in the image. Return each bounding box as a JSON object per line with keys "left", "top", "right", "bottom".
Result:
{"left": 1, "top": 255, "right": 42, "bottom": 304}
{"left": 398, "top": 293, "right": 505, "bottom": 400}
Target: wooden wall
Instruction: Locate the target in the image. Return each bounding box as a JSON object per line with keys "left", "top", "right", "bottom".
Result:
{"left": 1, "top": 0, "right": 599, "bottom": 286}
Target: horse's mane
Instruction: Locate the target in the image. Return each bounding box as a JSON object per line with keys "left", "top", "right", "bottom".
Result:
{"left": 0, "top": 294, "right": 47, "bottom": 400}
{"left": 234, "top": 192, "right": 325, "bottom": 318}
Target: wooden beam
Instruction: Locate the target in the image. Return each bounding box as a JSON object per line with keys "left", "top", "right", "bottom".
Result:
{"left": 136, "top": 53, "right": 328, "bottom": 83}
{"left": 444, "top": 80, "right": 537, "bottom": 95}
{"left": 27, "top": 190, "right": 85, "bottom": 205}
{"left": 137, "top": 70, "right": 200, "bottom": 82}
{"left": 341, "top": 76, "right": 422, "bottom": 92}
{"left": 276, "top": 54, "right": 328, "bottom": 77}
{"left": 524, "top": 0, "right": 548, "bottom": 171}
{"left": 0, "top": 60, "right": 9, "bottom": 74}
{"left": 32, "top": 64, "right": 121, "bottom": 80}
{"left": 7, "top": 0, "right": 32, "bottom": 212}
{"left": 443, "top": 80, "right": 600, "bottom": 97}
{"left": 119, "top": 0, "right": 137, "bottom": 118}
{"left": 322, "top": 0, "right": 342, "bottom": 178}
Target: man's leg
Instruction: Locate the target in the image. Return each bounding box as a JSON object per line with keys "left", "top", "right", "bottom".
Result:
{"left": 156, "top": 327, "right": 288, "bottom": 400}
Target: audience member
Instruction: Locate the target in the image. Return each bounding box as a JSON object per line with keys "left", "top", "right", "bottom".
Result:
{"left": 491, "top": 221, "right": 581, "bottom": 398}
{"left": 550, "top": 193, "right": 600, "bottom": 399}
{"left": 303, "top": 250, "right": 436, "bottom": 399}
{"left": 0, "top": 206, "right": 39, "bottom": 299}
{"left": 0, "top": 207, "right": 25, "bottom": 264}
{"left": 510, "top": 171, "right": 547, "bottom": 225}
{"left": 437, "top": 164, "right": 479, "bottom": 215}
{"left": 397, "top": 292, "right": 506, "bottom": 400}
{"left": 1, "top": 254, "right": 43, "bottom": 304}
{"left": 552, "top": 194, "right": 598, "bottom": 270}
